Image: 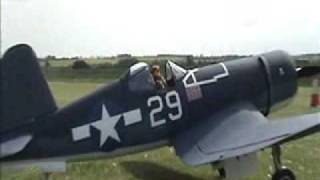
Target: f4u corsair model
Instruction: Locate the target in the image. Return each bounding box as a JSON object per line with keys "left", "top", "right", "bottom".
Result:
{"left": 1, "top": 44, "right": 320, "bottom": 180}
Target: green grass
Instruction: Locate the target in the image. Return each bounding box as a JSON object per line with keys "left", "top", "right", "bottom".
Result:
{"left": 270, "top": 86, "right": 316, "bottom": 118}
{"left": 48, "top": 82, "right": 102, "bottom": 107}
{"left": 1, "top": 81, "right": 319, "bottom": 180}
{"left": 47, "top": 59, "right": 116, "bottom": 68}
{"left": 43, "top": 67, "right": 126, "bottom": 83}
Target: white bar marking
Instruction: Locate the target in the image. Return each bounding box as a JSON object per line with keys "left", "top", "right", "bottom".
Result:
{"left": 72, "top": 125, "right": 90, "bottom": 141}
{"left": 123, "top": 109, "right": 142, "bottom": 126}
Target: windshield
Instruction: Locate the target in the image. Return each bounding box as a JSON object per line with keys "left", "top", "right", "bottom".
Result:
{"left": 166, "top": 61, "right": 187, "bottom": 80}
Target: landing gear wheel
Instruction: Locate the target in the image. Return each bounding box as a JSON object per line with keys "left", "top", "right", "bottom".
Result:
{"left": 272, "top": 168, "right": 296, "bottom": 180}
{"left": 271, "top": 146, "right": 296, "bottom": 180}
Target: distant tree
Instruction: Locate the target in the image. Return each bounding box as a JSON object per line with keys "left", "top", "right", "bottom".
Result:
{"left": 186, "top": 55, "right": 195, "bottom": 67}
{"left": 71, "top": 57, "right": 80, "bottom": 60}
{"left": 117, "top": 57, "right": 138, "bottom": 67}
{"left": 152, "top": 59, "right": 161, "bottom": 66}
{"left": 45, "top": 61, "right": 51, "bottom": 68}
{"left": 72, "top": 60, "right": 91, "bottom": 69}
{"left": 197, "top": 60, "right": 203, "bottom": 66}
{"left": 45, "top": 55, "right": 56, "bottom": 60}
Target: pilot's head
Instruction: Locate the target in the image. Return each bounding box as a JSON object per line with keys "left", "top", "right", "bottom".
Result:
{"left": 151, "top": 65, "right": 161, "bottom": 77}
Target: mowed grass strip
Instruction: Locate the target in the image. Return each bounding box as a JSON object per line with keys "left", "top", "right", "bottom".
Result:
{"left": 1, "top": 82, "right": 319, "bottom": 180}
{"left": 48, "top": 82, "right": 102, "bottom": 107}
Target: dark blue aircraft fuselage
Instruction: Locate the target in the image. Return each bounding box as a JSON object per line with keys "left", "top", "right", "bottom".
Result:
{"left": 1, "top": 50, "right": 297, "bottom": 163}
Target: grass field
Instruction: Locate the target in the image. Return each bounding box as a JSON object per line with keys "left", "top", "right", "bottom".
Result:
{"left": 46, "top": 59, "right": 116, "bottom": 68}
{"left": 1, "top": 80, "right": 320, "bottom": 180}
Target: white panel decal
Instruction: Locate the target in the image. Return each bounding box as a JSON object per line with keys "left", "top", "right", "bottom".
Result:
{"left": 183, "top": 63, "right": 229, "bottom": 88}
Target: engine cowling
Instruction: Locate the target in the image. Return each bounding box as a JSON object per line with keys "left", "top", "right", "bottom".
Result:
{"left": 258, "top": 50, "right": 298, "bottom": 113}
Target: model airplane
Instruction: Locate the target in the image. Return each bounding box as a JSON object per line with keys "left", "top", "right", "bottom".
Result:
{"left": 0, "top": 44, "right": 320, "bottom": 180}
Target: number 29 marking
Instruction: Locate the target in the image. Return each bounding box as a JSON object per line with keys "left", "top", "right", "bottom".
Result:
{"left": 147, "top": 90, "right": 182, "bottom": 127}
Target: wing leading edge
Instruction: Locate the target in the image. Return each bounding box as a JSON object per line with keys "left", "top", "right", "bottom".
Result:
{"left": 173, "top": 103, "right": 320, "bottom": 166}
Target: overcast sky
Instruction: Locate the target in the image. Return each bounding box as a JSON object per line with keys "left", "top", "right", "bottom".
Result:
{"left": 1, "top": 0, "right": 319, "bottom": 57}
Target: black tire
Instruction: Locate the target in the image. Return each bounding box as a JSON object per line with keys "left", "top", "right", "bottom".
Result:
{"left": 272, "top": 168, "right": 296, "bottom": 180}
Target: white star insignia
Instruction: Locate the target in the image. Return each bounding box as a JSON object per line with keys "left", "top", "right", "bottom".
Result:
{"left": 91, "top": 104, "right": 122, "bottom": 146}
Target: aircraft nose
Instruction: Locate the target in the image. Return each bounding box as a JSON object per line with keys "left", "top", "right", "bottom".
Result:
{"left": 259, "top": 50, "right": 298, "bottom": 111}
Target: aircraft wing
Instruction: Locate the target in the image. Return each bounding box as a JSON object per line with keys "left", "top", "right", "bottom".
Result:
{"left": 173, "top": 103, "right": 320, "bottom": 166}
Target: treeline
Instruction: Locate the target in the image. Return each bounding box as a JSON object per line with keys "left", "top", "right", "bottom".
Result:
{"left": 42, "top": 53, "right": 320, "bottom": 71}
{"left": 43, "top": 55, "right": 246, "bottom": 70}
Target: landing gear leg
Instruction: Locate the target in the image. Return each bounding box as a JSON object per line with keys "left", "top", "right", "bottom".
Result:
{"left": 211, "top": 163, "right": 226, "bottom": 179}
{"left": 271, "top": 146, "right": 295, "bottom": 180}
{"left": 218, "top": 168, "right": 226, "bottom": 178}
{"left": 43, "top": 172, "right": 51, "bottom": 180}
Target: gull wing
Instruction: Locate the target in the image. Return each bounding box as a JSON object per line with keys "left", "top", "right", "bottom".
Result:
{"left": 173, "top": 103, "right": 320, "bottom": 165}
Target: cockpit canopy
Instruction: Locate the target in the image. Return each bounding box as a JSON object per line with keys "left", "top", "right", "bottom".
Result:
{"left": 127, "top": 62, "right": 156, "bottom": 92}
{"left": 125, "top": 61, "right": 187, "bottom": 93}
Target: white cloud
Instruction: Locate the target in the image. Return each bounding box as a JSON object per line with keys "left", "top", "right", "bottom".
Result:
{"left": 1, "top": 0, "right": 320, "bottom": 57}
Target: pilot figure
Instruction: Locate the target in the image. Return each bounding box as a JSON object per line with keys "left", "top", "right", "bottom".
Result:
{"left": 151, "top": 65, "right": 167, "bottom": 90}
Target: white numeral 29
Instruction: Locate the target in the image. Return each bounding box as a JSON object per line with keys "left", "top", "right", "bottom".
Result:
{"left": 147, "top": 90, "right": 182, "bottom": 127}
